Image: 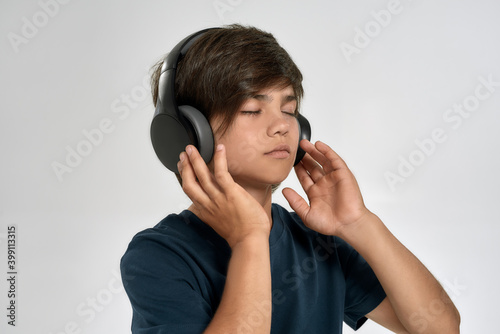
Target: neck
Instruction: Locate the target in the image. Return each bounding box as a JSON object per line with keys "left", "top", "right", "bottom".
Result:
{"left": 242, "top": 182, "right": 274, "bottom": 223}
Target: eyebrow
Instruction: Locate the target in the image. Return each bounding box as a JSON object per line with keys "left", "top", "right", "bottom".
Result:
{"left": 253, "top": 94, "right": 297, "bottom": 103}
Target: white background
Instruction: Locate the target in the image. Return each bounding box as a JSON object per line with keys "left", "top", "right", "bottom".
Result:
{"left": 1, "top": 0, "right": 499, "bottom": 333}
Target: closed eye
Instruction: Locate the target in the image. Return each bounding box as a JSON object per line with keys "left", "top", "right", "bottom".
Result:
{"left": 282, "top": 111, "right": 297, "bottom": 118}
{"left": 241, "top": 110, "right": 261, "bottom": 116}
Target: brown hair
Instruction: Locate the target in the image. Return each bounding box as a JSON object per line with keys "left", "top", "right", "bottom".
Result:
{"left": 150, "top": 24, "right": 304, "bottom": 185}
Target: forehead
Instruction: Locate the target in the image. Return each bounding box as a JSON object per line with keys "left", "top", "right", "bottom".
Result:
{"left": 250, "top": 85, "right": 296, "bottom": 102}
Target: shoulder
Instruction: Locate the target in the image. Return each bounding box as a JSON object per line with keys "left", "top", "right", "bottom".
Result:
{"left": 272, "top": 203, "right": 313, "bottom": 234}
{"left": 127, "top": 210, "right": 227, "bottom": 247}
{"left": 272, "top": 203, "right": 365, "bottom": 270}
{"left": 121, "top": 211, "right": 230, "bottom": 276}
{"left": 122, "top": 212, "right": 191, "bottom": 259}
{"left": 272, "top": 203, "right": 349, "bottom": 246}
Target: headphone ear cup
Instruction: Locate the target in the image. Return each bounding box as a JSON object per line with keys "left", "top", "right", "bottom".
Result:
{"left": 294, "top": 113, "right": 311, "bottom": 166}
{"left": 178, "top": 105, "right": 214, "bottom": 164}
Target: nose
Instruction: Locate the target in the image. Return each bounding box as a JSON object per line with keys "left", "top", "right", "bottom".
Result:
{"left": 267, "top": 112, "right": 291, "bottom": 137}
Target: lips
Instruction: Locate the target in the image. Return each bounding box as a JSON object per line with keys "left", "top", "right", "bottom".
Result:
{"left": 265, "top": 144, "right": 291, "bottom": 159}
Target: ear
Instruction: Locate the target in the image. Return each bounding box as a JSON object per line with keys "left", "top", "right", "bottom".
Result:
{"left": 179, "top": 105, "right": 215, "bottom": 164}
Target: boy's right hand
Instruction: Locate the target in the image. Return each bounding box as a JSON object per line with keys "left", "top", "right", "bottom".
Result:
{"left": 177, "top": 144, "right": 271, "bottom": 249}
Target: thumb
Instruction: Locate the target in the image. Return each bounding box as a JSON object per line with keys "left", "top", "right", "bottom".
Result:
{"left": 282, "top": 187, "right": 310, "bottom": 222}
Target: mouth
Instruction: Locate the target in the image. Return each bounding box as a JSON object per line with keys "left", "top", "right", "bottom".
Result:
{"left": 265, "top": 144, "right": 291, "bottom": 159}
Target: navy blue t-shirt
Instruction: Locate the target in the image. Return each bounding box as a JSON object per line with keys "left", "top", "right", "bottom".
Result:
{"left": 121, "top": 204, "right": 386, "bottom": 333}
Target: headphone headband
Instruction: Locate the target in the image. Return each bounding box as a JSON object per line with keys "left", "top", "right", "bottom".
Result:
{"left": 161, "top": 28, "right": 215, "bottom": 72}
{"left": 156, "top": 28, "right": 215, "bottom": 121}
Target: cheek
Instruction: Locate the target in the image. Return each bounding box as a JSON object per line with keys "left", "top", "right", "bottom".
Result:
{"left": 290, "top": 121, "right": 300, "bottom": 152}
{"left": 216, "top": 124, "right": 262, "bottom": 157}
{"left": 224, "top": 139, "right": 261, "bottom": 175}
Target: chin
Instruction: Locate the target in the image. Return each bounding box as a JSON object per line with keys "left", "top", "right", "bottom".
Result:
{"left": 227, "top": 155, "right": 294, "bottom": 184}
{"left": 230, "top": 164, "right": 292, "bottom": 188}
{"left": 256, "top": 165, "right": 293, "bottom": 185}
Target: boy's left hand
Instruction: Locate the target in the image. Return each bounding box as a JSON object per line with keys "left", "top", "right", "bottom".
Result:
{"left": 283, "top": 140, "right": 371, "bottom": 236}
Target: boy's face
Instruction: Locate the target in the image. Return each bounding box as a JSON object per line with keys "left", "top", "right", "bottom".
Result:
{"left": 211, "top": 85, "right": 299, "bottom": 189}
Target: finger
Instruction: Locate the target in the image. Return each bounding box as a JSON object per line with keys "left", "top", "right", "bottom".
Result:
{"left": 300, "top": 140, "right": 349, "bottom": 174}
{"left": 282, "top": 187, "right": 310, "bottom": 222}
{"left": 212, "top": 144, "right": 234, "bottom": 188}
{"left": 314, "top": 141, "right": 348, "bottom": 172}
{"left": 186, "top": 145, "right": 220, "bottom": 195}
{"left": 299, "top": 139, "right": 331, "bottom": 169}
{"left": 178, "top": 151, "right": 211, "bottom": 205}
{"left": 300, "top": 153, "right": 325, "bottom": 183}
{"left": 294, "top": 161, "right": 315, "bottom": 192}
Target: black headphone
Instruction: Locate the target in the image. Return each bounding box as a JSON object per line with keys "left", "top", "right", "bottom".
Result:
{"left": 151, "top": 28, "right": 311, "bottom": 173}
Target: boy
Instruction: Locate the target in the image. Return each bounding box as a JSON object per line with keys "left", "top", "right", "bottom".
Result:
{"left": 121, "top": 25, "right": 460, "bottom": 333}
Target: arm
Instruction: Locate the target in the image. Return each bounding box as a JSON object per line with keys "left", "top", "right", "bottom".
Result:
{"left": 283, "top": 140, "right": 460, "bottom": 334}
{"left": 178, "top": 144, "right": 272, "bottom": 334}
{"left": 205, "top": 236, "right": 271, "bottom": 333}
{"left": 349, "top": 212, "right": 459, "bottom": 333}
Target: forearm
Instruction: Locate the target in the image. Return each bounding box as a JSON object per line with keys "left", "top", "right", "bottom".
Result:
{"left": 204, "top": 234, "right": 272, "bottom": 334}
{"left": 340, "top": 212, "right": 460, "bottom": 333}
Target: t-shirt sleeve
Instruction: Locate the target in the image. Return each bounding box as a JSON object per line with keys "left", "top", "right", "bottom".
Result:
{"left": 334, "top": 236, "right": 387, "bottom": 330}
{"left": 120, "top": 231, "right": 213, "bottom": 334}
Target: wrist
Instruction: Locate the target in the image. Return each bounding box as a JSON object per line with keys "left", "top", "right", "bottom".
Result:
{"left": 228, "top": 230, "right": 270, "bottom": 251}
{"left": 336, "top": 209, "right": 383, "bottom": 245}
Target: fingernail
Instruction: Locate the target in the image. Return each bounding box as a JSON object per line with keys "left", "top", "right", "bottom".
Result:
{"left": 186, "top": 146, "right": 193, "bottom": 156}
{"left": 179, "top": 152, "right": 185, "bottom": 162}
{"left": 216, "top": 144, "right": 224, "bottom": 151}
